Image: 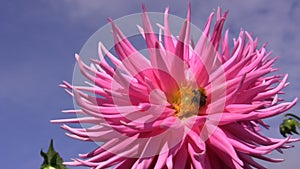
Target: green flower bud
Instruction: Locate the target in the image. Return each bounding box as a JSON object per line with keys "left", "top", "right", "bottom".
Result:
{"left": 40, "top": 139, "right": 68, "bottom": 169}
{"left": 280, "top": 114, "right": 300, "bottom": 137}
{"left": 280, "top": 123, "right": 287, "bottom": 137}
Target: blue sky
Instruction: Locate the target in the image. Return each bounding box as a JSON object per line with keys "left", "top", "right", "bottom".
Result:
{"left": 1, "top": 0, "right": 300, "bottom": 168}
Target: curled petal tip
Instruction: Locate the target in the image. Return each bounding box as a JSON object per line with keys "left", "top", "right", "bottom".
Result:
{"left": 142, "top": 3, "right": 146, "bottom": 12}
{"left": 107, "top": 17, "right": 113, "bottom": 23}
{"left": 58, "top": 84, "right": 65, "bottom": 88}
{"left": 187, "top": 1, "right": 191, "bottom": 22}
{"left": 74, "top": 53, "right": 80, "bottom": 60}
{"left": 165, "top": 6, "right": 169, "bottom": 13}
{"left": 50, "top": 119, "right": 61, "bottom": 123}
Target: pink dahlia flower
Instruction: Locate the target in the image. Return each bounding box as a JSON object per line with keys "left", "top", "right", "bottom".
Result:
{"left": 53, "top": 4, "right": 299, "bottom": 169}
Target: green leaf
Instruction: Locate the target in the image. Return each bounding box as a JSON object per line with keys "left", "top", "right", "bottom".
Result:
{"left": 40, "top": 139, "right": 68, "bottom": 169}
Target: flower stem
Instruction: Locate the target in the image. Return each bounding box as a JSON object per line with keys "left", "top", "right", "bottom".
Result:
{"left": 284, "top": 113, "right": 300, "bottom": 121}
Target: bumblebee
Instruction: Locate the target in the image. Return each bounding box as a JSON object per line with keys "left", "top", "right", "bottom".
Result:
{"left": 191, "top": 89, "right": 207, "bottom": 107}
{"left": 172, "top": 87, "right": 207, "bottom": 119}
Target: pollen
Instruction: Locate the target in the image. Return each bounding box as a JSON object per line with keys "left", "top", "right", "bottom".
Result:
{"left": 171, "top": 86, "right": 207, "bottom": 119}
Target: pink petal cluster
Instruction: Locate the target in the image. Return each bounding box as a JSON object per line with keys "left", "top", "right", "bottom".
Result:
{"left": 53, "top": 5, "right": 299, "bottom": 169}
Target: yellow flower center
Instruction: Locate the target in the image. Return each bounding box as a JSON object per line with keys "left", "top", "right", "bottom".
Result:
{"left": 171, "top": 86, "right": 207, "bottom": 119}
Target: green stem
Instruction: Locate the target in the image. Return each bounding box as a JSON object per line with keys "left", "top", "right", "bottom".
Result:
{"left": 284, "top": 113, "right": 300, "bottom": 121}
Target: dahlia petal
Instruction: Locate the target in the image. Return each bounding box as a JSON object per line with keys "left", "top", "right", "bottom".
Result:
{"left": 237, "top": 79, "right": 280, "bottom": 103}
{"left": 132, "top": 157, "right": 154, "bottom": 169}
{"left": 237, "top": 51, "right": 265, "bottom": 76}
{"left": 255, "top": 74, "right": 288, "bottom": 100}
{"left": 200, "top": 41, "right": 219, "bottom": 73}
{"left": 62, "top": 124, "right": 115, "bottom": 141}
{"left": 251, "top": 154, "right": 284, "bottom": 163}
{"left": 189, "top": 52, "right": 209, "bottom": 86}
{"left": 61, "top": 109, "right": 83, "bottom": 114}
{"left": 51, "top": 116, "right": 100, "bottom": 124}
{"left": 163, "top": 7, "right": 175, "bottom": 53}
{"left": 220, "top": 101, "right": 296, "bottom": 125}
{"left": 240, "top": 69, "right": 273, "bottom": 90}
{"left": 136, "top": 24, "right": 145, "bottom": 39}
{"left": 208, "top": 128, "right": 244, "bottom": 168}
{"left": 98, "top": 42, "right": 122, "bottom": 67}
{"left": 93, "top": 51, "right": 115, "bottom": 76}
{"left": 114, "top": 159, "right": 135, "bottom": 169}
{"left": 152, "top": 42, "right": 178, "bottom": 94}
{"left": 166, "top": 153, "right": 173, "bottom": 169}
{"left": 187, "top": 143, "right": 204, "bottom": 169}
{"left": 120, "top": 116, "right": 174, "bottom": 133}
{"left": 187, "top": 129, "right": 205, "bottom": 153}
{"left": 153, "top": 151, "right": 168, "bottom": 169}
{"left": 173, "top": 142, "right": 188, "bottom": 169}
{"left": 225, "top": 103, "right": 265, "bottom": 114}
{"left": 255, "top": 137, "right": 290, "bottom": 153}
{"left": 206, "top": 147, "right": 223, "bottom": 169}
{"left": 165, "top": 134, "right": 185, "bottom": 169}
{"left": 87, "top": 136, "right": 139, "bottom": 163}
{"left": 223, "top": 123, "right": 271, "bottom": 145}
{"left": 210, "top": 11, "right": 227, "bottom": 50}
{"left": 256, "top": 98, "right": 297, "bottom": 119}
{"left": 74, "top": 158, "right": 99, "bottom": 167}
{"left": 109, "top": 20, "right": 155, "bottom": 83}
{"left": 175, "top": 2, "right": 190, "bottom": 62}
{"left": 237, "top": 152, "right": 267, "bottom": 169}
{"left": 142, "top": 4, "right": 158, "bottom": 49}
{"left": 92, "top": 145, "right": 138, "bottom": 169}
{"left": 63, "top": 159, "right": 82, "bottom": 166}
{"left": 65, "top": 132, "right": 91, "bottom": 141}
{"left": 76, "top": 54, "right": 113, "bottom": 90}
{"left": 226, "top": 133, "right": 286, "bottom": 155}
{"left": 108, "top": 18, "right": 139, "bottom": 56}
{"left": 222, "top": 53, "right": 251, "bottom": 80}
{"left": 222, "top": 37, "right": 244, "bottom": 71}
{"left": 194, "top": 12, "right": 214, "bottom": 54}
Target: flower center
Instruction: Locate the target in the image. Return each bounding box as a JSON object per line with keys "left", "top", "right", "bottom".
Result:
{"left": 171, "top": 86, "right": 207, "bottom": 119}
